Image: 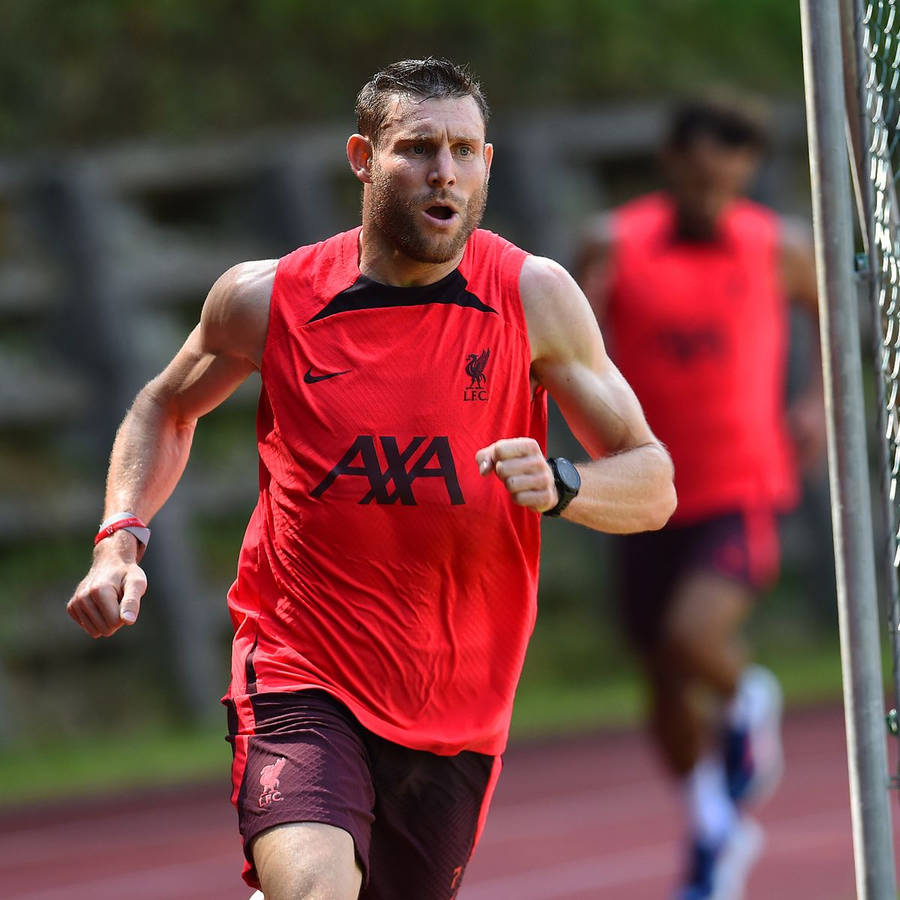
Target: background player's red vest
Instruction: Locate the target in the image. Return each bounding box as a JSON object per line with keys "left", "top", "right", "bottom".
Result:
{"left": 226, "top": 227, "right": 547, "bottom": 756}
{"left": 607, "top": 194, "right": 797, "bottom": 522}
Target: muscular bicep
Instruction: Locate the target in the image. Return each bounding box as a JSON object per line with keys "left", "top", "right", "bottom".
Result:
{"left": 535, "top": 344, "right": 656, "bottom": 459}
{"left": 145, "top": 326, "right": 258, "bottom": 423}
{"left": 144, "top": 259, "right": 274, "bottom": 423}
{"left": 525, "top": 256, "right": 658, "bottom": 458}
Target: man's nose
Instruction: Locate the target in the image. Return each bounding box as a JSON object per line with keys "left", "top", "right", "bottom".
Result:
{"left": 427, "top": 146, "right": 456, "bottom": 188}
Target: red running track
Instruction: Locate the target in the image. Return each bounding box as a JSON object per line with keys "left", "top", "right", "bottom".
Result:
{"left": 1, "top": 704, "right": 898, "bottom": 899}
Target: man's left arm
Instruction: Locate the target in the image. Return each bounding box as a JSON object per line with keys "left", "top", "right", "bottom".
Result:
{"left": 781, "top": 220, "right": 827, "bottom": 474}
{"left": 476, "top": 256, "right": 677, "bottom": 534}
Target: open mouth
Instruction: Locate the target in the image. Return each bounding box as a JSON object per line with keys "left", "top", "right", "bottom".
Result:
{"left": 425, "top": 205, "right": 456, "bottom": 221}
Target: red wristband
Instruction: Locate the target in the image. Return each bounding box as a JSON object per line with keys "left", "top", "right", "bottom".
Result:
{"left": 94, "top": 513, "right": 151, "bottom": 549}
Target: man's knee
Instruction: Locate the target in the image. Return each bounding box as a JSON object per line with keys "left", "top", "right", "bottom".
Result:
{"left": 662, "top": 611, "right": 712, "bottom": 668}
{"left": 664, "top": 574, "right": 751, "bottom": 660}
{"left": 251, "top": 822, "right": 362, "bottom": 900}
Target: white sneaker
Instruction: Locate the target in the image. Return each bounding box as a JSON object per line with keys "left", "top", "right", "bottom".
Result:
{"left": 724, "top": 665, "right": 784, "bottom": 806}
{"left": 677, "top": 816, "right": 765, "bottom": 900}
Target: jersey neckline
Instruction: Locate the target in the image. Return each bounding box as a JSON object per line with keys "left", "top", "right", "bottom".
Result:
{"left": 341, "top": 225, "right": 474, "bottom": 292}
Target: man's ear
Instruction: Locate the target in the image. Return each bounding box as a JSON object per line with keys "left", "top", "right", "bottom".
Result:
{"left": 484, "top": 142, "right": 494, "bottom": 181}
{"left": 347, "top": 134, "right": 374, "bottom": 184}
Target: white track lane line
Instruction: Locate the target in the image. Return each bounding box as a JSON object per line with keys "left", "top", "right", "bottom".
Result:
{"left": 5, "top": 852, "right": 238, "bottom": 900}
{"left": 4, "top": 809, "right": 855, "bottom": 900}
{"left": 460, "top": 809, "right": 854, "bottom": 900}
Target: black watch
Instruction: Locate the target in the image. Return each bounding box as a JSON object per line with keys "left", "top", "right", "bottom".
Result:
{"left": 543, "top": 457, "right": 581, "bottom": 517}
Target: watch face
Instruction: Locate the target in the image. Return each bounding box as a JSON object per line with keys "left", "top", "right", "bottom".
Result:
{"left": 555, "top": 457, "right": 581, "bottom": 492}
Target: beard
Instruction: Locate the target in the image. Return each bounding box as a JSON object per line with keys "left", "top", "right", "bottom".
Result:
{"left": 368, "top": 169, "right": 489, "bottom": 264}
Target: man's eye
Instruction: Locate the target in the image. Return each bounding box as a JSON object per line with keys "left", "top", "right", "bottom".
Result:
{"left": 458, "top": 146, "right": 472, "bottom": 157}
{"left": 412, "top": 145, "right": 425, "bottom": 155}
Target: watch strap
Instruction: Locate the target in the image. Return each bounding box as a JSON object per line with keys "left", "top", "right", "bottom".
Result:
{"left": 543, "top": 457, "right": 580, "bottom": 517}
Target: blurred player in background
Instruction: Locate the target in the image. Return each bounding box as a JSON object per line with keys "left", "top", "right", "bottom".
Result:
{"left": 68, "top": 58, "right": 675, "bottom": 900}
{"left": 576, "top": 97, "right": 824, "bottom": 900}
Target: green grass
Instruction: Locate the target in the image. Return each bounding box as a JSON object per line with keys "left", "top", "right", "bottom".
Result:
{"left": 511, "top": 675, "right": 644, "bottom": 738}
{"left": 759, "top": 637, "right": 847, "bottom": 704}
{"left": 0, "top": 724, "right": 231, "bottom": 807}
{"left": 0, "top": 635, "right": 855, "bottom": 809}
{"left": 510, "top": 633, "right": 849, "bottom": 740}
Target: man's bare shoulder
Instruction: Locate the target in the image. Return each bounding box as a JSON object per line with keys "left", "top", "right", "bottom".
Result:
{"left": 520, "top": 255, "right": 600, "bottom": 363}
{"left": 520, "top": 253, "right": 571, "bottom": 296}
{"left": 206, "top": 259, "right": 277, "bottom": 323}
{"left": 201, "top": 259, "right": 278, "bottom": 367}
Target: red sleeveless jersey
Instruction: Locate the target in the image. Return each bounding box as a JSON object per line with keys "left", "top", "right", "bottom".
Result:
{"left": 225, "top": 227, "right": 547, "bottom": 756}
{"left": 607, "top": 194, "right": 797, "bottom": 522}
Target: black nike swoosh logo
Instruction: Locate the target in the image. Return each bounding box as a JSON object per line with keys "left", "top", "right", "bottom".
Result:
{"left": 304, "top": 366, "right": 351, "bottom": 384}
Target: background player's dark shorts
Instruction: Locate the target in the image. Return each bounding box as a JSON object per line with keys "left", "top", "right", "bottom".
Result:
{"left": 613, "top": 508, "right": 781, "bottom": 653}
{"left": 225, "top": 689, "right": 499, "bottom": 900}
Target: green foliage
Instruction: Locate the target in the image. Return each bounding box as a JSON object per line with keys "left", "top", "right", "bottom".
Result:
{"left": 0, "top": 0, "right": 804, "bottom": 150}
{"left": 0, "top": 723, "right": 230, "bottom": 805}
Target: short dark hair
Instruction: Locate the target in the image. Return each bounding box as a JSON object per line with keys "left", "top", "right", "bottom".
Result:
{"left": 665, "top": 97, "right": 769, "bottom": 153}
{"left": 355, "top": 57, "right": 490, "bottom": 146}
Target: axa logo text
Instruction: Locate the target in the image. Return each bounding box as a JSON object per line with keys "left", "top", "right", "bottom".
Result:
{"left": 312, "top": 436, "right": 465, "bottom": 505}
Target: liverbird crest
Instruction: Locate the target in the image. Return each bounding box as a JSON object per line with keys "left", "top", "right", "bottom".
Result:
{"left": 465, "top": 348, "right": 490, "bottom": 388}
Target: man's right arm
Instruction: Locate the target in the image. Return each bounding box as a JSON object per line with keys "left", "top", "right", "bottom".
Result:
{"left": 67, "top": 259, "right": 276, "bottom": 638}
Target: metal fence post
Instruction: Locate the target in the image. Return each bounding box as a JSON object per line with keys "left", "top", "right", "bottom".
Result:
{"left": 799, "top": 1, "right": 898, "bottom": 896}
{"left": 841, "top": 0, "right": 900, "bottom": 788}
